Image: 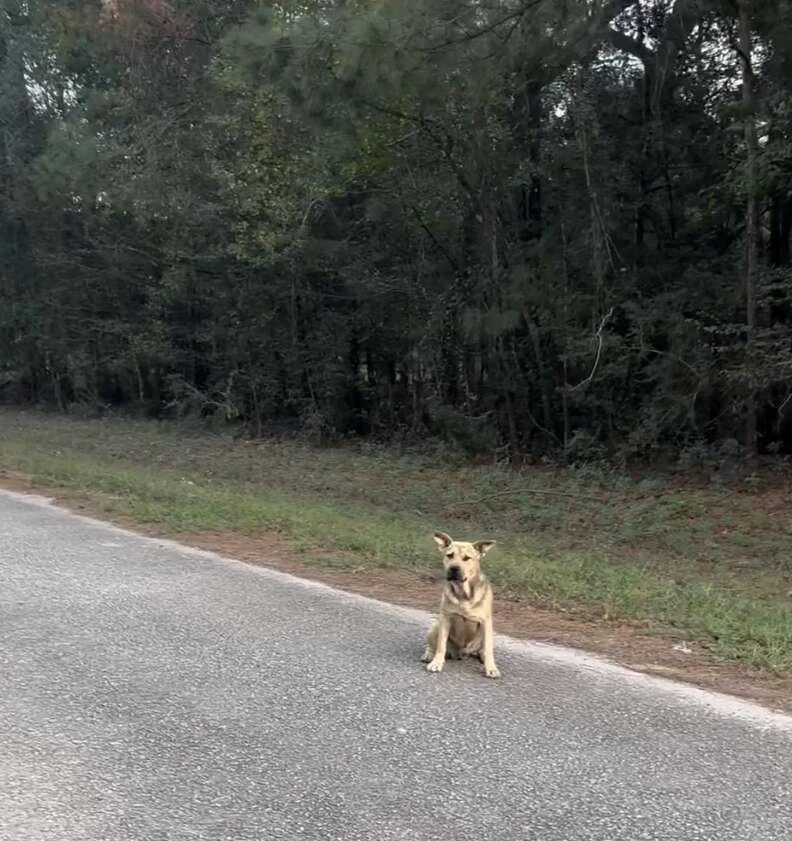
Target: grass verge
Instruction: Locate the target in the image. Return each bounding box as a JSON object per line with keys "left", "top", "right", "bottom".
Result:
{"left": 0, "top": 409, "right": 791, "bottom": 677}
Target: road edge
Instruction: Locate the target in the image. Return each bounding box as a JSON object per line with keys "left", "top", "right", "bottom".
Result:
{"left": 2, "top": 485, "right": 791, "bottom": 735}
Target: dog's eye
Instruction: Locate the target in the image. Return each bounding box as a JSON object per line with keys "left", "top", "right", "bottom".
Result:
{"left": 462, "top": 555, "right": 471, "bottom": 562}
{"left": 445, "top": 552, "right": 454, "bottom": 559}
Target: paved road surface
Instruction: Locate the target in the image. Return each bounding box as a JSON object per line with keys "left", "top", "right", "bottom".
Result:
{"left": 1, "top": 490, "right": 791, "bottom": 841}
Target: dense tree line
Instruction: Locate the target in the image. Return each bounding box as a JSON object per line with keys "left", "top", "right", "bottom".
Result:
{"left": 2, "top": 0, "right": 792, "bottom": 460}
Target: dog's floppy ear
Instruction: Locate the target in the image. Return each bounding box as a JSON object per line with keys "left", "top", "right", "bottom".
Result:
{"left": 473, "top": 540, "right": 496, "bottom": 557}
{"left": 433, "top": 531, "right": 453, "bottom": 549}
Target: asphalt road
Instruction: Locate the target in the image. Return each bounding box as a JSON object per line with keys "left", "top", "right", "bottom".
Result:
{"left": 1, "top": 490, "right": 791, "bottom": 841}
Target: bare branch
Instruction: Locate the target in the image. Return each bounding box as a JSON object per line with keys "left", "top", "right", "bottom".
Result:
{"left": 464, "top": 487, "right": 605, "bottom": 505}
{"left": 568, "top": 307, "right": 615, "bottom": 392}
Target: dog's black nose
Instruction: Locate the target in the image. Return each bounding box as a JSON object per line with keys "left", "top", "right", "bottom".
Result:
{"left": 446, "top": 565, "right": 462, "bottom": 581}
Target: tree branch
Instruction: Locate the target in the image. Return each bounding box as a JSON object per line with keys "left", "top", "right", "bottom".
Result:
{"left": 606, "top": 0, "right": 703, "bottom": 104}
{"left": 422, "top": 0, "right": 546, "bottom": 51}
{"left": 358, "top": 98, "right": 481, "bottom": 208}
{"left": 606, "top": 27, "right": 653, "bottom": 64}
{"left": 568, "top": 307, "right": 614, "bottom": 392}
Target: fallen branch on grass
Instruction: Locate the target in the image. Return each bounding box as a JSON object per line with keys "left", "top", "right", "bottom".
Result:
{"left": 457, "top": 487, "right": 606, "bottom": 506}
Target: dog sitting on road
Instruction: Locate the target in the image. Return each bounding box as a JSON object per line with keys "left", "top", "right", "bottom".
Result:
{"left": 421, "top": 531, "right": 501, "bottom": 679}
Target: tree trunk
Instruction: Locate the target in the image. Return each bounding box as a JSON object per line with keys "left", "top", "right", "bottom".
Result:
{"left": 780, "top": 197, "right": 792, "bottom": 267}
{"left": 526, "top": 81, "right": 542, "bottom": 239}
{"left": 739, "top": 0, "right": 758, "bottom": 454}
{"left": 524, "top": 313, "right": 554, "bottom": 442}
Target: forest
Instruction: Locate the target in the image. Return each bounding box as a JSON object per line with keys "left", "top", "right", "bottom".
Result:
{"left": 1, "top": 0, "right": 791, "bottom": 463}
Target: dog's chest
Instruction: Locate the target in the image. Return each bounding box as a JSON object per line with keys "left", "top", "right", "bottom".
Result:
{"left": 449, "top": 603, "right": 483, "bottom": 625}
{"left": 444, "top": 584, "right": 488, "bottom": 621}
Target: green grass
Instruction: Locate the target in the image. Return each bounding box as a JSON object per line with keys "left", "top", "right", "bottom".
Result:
{"left": 1, "top": 408, "right": 791, "bottom": 674}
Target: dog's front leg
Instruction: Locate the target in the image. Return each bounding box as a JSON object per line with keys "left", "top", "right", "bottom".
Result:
{"left": 426, "top": 614, "right": 450, "bottom": 673}
{"left": 481, "top": 616, "right": 501, "bottom": 679}
{"left": 421, "top": 620, "right": 438, "bottom": 663}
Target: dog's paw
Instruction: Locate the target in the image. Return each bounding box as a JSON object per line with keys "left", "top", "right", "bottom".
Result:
{"left": 484, "top": 663, "right": 501, "bottom": 679}
{"left": 420, "top": 651, "right": 432, "bottom": 663}
{"left": 425, "top": 658, "right": 445, "bottom": 673}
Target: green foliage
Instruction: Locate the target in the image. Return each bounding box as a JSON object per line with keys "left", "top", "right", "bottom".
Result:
{"left": 1, "top": 0, "right": 792, "bottom": 460}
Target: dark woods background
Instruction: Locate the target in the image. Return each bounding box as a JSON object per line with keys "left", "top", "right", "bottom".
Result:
{"left": 2, "top": 0, "right": 791, "bottom": 462}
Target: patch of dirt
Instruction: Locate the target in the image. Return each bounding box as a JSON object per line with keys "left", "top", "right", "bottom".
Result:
{"left": 2, "top": 471, "right": 791, "bottom": 715}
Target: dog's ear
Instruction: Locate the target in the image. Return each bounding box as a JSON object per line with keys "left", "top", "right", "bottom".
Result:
{"left": 433, "top": 531, "right": 453, "bottom": 549}
{"left": 473, "top": 540, "right": 496, "bottom": 557}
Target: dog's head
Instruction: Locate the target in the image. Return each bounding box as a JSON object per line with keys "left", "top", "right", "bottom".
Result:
{"left": 433, "top": 531, "right": 495, "bottom": 585}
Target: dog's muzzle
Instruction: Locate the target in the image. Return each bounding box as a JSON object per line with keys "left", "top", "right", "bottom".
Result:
{"left": 446, "top": 565, "right": 463, "bottom": 582}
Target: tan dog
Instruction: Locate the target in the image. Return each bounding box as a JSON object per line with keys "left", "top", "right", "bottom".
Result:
{"left": 421, "top": 531, "right": 501, "bottom": 679}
